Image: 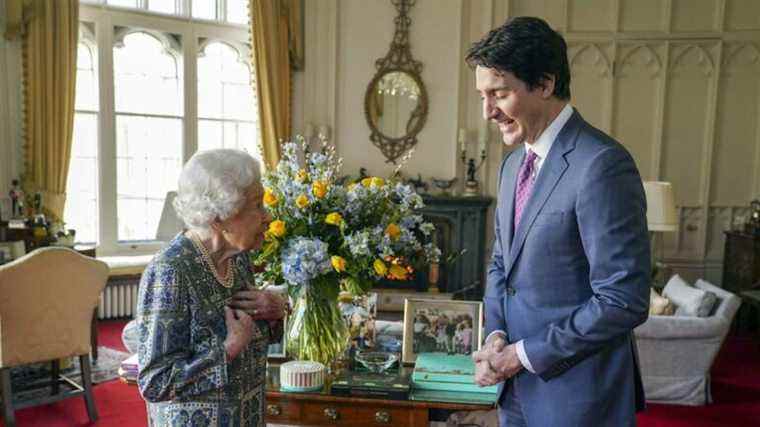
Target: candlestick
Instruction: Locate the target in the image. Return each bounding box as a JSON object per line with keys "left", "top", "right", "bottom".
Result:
{"left": 478, "top": 124, "right": 488, "bottom": 154}
{"left": 458, "top": 128, "right": 466, "bottom": 153}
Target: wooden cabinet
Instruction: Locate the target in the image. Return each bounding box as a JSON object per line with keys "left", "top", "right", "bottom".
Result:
{"left": 265, "top": 391, "right": 489, "bottom": 427}
{"left": 722, "top": 231, "right": 760, "bottom": 294}
{"left": 723, "top": 231, "right": 760, "bottom": 331}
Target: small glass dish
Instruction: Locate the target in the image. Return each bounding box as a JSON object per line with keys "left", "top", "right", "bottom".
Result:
{"left": 354, "top": 351, "right": 398, "bottom": 373}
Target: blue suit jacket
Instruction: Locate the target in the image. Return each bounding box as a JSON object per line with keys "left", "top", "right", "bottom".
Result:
{"left": 485, "top": 110, "right": 649, "bottom": 426}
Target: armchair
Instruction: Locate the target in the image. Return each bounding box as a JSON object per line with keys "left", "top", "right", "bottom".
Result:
{"left": 634, "top": 279, "right": 741, "bottom": 405}
{"left": 0, "top": 247, "right": 108, "bottom": 426}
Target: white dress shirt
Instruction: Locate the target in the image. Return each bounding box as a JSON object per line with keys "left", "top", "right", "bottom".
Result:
{"left": 486, "top": 104, "right": 574, "bottom": 374}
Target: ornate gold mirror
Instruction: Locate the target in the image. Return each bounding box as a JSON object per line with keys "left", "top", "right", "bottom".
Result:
{"left": 364, "top": 0, "right": 428, "bottom": 164}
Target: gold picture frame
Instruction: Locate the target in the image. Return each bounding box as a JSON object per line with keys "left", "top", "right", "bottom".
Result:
{"left": 402, "top": 298, "right": 483, "bottom": 364}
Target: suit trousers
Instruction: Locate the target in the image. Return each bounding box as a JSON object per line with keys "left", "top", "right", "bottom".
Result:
{"left": 499, "top": 383, "right": 527, "bottom": 427}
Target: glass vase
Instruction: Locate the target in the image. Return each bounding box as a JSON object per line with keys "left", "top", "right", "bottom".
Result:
{"left": 285, "top": 288, "right": 349, "bottom": 367}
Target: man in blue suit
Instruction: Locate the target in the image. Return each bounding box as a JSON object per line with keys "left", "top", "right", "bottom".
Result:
{"left": 468, "top": 17, "right": 650, "bottom": 426}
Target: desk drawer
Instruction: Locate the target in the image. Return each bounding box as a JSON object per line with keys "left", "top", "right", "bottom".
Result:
{"left": 354, "top": 405, "right": 422, "bottom": 426}
{"left": 263, "top": 398, "right": 301, "bottom": 424}
{"left": 301, "top": 401, "right": 420, "bottom": 427}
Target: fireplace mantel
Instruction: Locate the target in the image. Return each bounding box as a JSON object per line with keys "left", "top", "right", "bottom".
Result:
{"left": 420, "top": 195, "right": 493, "bottom": 300}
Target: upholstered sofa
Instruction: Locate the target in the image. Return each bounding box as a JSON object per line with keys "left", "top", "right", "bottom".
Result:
{"left": 634, "top": 279, "right": 741, "bottom": 405}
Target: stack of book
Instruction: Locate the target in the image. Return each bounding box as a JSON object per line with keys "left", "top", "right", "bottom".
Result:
{"left": 411, "top": 353, "right": 498, "bottom": 404}
{"left": 331, "top": 368, "right": 411, "bottom": 399}
{"left": 118, "top": 354, "right": 138, "bottom": 385}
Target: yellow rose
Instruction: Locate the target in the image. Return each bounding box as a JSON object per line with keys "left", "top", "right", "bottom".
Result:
{"left": 373, "top": 259, "right": 388, "bottom": 276}
{"left": 312, "top": 180, "right": 328, "bottom": 199}
{"left": 296, "top": 169, "right": 309, "bottom": 182}
{"left": 331, "top": 256, "right": 347, "bottom": 273}
{"left": 347, "top": 182, "right": 358, "bottom": 192}
{"left": 389, "top": 264, "right": 408, "bottom": 281}
{"left": 385, "top": 223, "right": 401, "bottom": 241}
{"left": 361, "top": 176, "right": 385, "bottom": 188}
{"left": 268, "top": 220, "right": 286, "bottom": 238}
{"left": 263, "top": 188, "right": 278, "bottom": 207}
{"left": 325, "top": 212, "right": 344, "bottom": 226}
{"left": 296, "top": 194, "right": 310, "bottom": 209}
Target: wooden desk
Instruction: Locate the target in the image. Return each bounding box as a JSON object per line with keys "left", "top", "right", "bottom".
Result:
{"left": 265, "top": 366, "right": 494, "bottom": 426}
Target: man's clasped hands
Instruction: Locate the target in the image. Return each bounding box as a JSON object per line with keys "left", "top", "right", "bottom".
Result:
{"left": 472, "top": 334, "right": 524, "bottom": 387}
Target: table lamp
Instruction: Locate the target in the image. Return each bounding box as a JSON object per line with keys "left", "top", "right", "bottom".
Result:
{"left": 643, "top": 181, "right": 678, "bottom": 285}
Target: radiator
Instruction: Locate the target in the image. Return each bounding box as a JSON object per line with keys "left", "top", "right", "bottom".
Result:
{"left": 98, "top": 278, "right": 140, "bottom": 319}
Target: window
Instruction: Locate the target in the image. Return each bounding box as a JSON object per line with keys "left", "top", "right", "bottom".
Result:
{"left": 81, "top": 0, "right": 250, "bottom": 25}
{"left": 114, "top": 31, "right": 183, "bottom": 241}
{"left": 64, "top": 37, "right": 100, "bottom": 244}
{"left": 197, "top": 41, "right": 259, "bottom": 155}
{"left": 65, "top": 3, "right": 257, "bottom": 255}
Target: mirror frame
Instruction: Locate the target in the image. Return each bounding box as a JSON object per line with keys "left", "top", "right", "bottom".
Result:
{"left": 364, "top": 0, "right": 428, "bottom": 164}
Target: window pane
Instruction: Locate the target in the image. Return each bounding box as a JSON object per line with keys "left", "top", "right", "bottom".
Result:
{"left": 198, "top": 42, "right": 255, "bottom": 120}
{"left": 114, "top": 31, "right": 182, "bottom": 116}
{"left": 227, "top": 0, "right": 249, "bottom": 24}
{"left": 148, "top": 0, "right": 176, "bottom": 14}
{"left": 64, "top": 112, "right": 99, "bottom": 244}
{"left": 192, "top": 0, "right": 216, "bottom": 20}
{"left": 107, "top": 0, "right": 138, "bottom": 8}
{"left": 76, "top": 43, "right": 98, "bottom": 111}
{"left": 236, "top": 121, "right": 259, "bottom": 157}
{"left": 198, "top": 119, "right": 223, "bottom": 151}
{"left": 116, "top": 115, "right": 182, "bottom": 241}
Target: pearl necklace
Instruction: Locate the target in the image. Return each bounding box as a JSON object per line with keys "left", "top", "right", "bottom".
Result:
{"left": 188, "top": 231, "right": 235, "bottom": 289}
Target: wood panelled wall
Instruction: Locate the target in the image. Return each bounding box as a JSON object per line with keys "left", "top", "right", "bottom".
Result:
{"left": 461, "top": 0, "right": 760, "bottom": 285}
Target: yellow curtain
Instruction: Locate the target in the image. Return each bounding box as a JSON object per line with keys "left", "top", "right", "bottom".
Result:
{"left": 249, "top": 0, "right": 301, "bottom": 170}
{"left": 18, "top": 0, "right": 79, "bottom": 221}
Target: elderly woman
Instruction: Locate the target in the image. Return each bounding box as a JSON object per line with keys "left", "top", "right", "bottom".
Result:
{"left": 136, "top": 149, "right": 286, "bottom": 426}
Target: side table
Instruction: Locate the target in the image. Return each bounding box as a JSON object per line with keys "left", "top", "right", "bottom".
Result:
{"left": 265, "top": 365, "right": 494, "bottom": 426}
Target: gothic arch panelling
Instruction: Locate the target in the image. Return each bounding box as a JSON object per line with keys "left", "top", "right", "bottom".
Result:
{"left": 669, "top": 44, "right": 716, "bottom": 77}
{"left": 568, "top": 42, "right": 613, "bottom": 132}
{"left": 612, "top": 43, "right": 665, "bottom": 180}
{"left": 711, "top": 42, "right": 760, "bottom": 206}
{"left": 661, "top": 42, "right": 718, "bottom": 206}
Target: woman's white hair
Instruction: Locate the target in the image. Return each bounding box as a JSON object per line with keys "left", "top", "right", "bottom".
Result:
{"left": 173, "top": 149, "right": 261, "bottom": 230}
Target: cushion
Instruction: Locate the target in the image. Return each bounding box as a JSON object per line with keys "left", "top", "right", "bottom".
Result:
{"left": 662, "top": 275, "right": 716, "bottom": 317}
{"left": 649, "top": 288, "right": 674, "bottom": 316}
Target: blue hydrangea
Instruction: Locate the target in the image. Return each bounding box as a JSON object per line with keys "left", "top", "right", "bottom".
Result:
{"left": 345, "top": 231, "right": 371, "bottom": 257}
{"left": 281, "top": 237, "right": 332, "bottom": 286}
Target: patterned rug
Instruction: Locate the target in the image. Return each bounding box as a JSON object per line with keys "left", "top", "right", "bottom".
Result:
{"left": 6, "top": 347, "right": 131, "bottom": 403}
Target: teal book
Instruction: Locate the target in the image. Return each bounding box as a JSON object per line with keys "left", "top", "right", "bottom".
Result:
{"left": 412, "top": 352, "right": 498, "bottom": 394}
{"left": 410, "top": 389, "right": 497, "bottom": 405}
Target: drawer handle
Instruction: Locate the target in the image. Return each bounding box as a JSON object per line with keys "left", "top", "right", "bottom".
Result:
{"left": 266, "top": 404, "right": 281, "bottom": 416}
{"left": 324, "top": 407, "right": 339, "bottom": 420}
{"left": 375, "top": 410, "right": 391, "bottom": 423}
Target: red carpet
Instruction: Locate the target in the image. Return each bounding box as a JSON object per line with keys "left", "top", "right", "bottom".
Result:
{"left": 2, "top": 320, "right": 759, "bottom": 426}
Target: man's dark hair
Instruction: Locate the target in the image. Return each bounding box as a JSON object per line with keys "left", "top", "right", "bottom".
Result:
{"left": 466, "top": 16, "right": 571, "bottom": 100}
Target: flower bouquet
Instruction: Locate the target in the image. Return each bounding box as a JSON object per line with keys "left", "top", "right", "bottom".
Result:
{"left": 252, "top": 137, "right": 440, "bottom": 365}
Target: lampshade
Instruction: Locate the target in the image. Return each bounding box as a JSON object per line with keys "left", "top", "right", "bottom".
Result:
{"left": 643, "top": 181, "right": 678, "bottom": 232}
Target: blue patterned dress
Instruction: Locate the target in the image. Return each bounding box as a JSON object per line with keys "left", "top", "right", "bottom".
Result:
{"left": 136, "top": 234, "right": 276, "bottom": 426}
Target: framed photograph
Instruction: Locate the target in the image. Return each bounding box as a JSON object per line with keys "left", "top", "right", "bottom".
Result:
{"left": 340, "top": 292, "right": 378, "bottom": 350}
{"left": 402, "top": 298, "right": 483, "bottom": 364}
{"left": 0, "top": 241, "right": 25, "bottom": 262}
{"left": 267, "top": 315, "right": 287, "bottom": 360}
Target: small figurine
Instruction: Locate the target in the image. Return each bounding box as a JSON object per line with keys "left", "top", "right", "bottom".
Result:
{"left": 8, "top": 179, "right": 24, "bottom": 218}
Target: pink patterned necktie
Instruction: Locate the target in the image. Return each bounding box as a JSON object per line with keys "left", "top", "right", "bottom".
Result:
{"left": 514, "top": 150, "right": 538, "bottom": 229}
